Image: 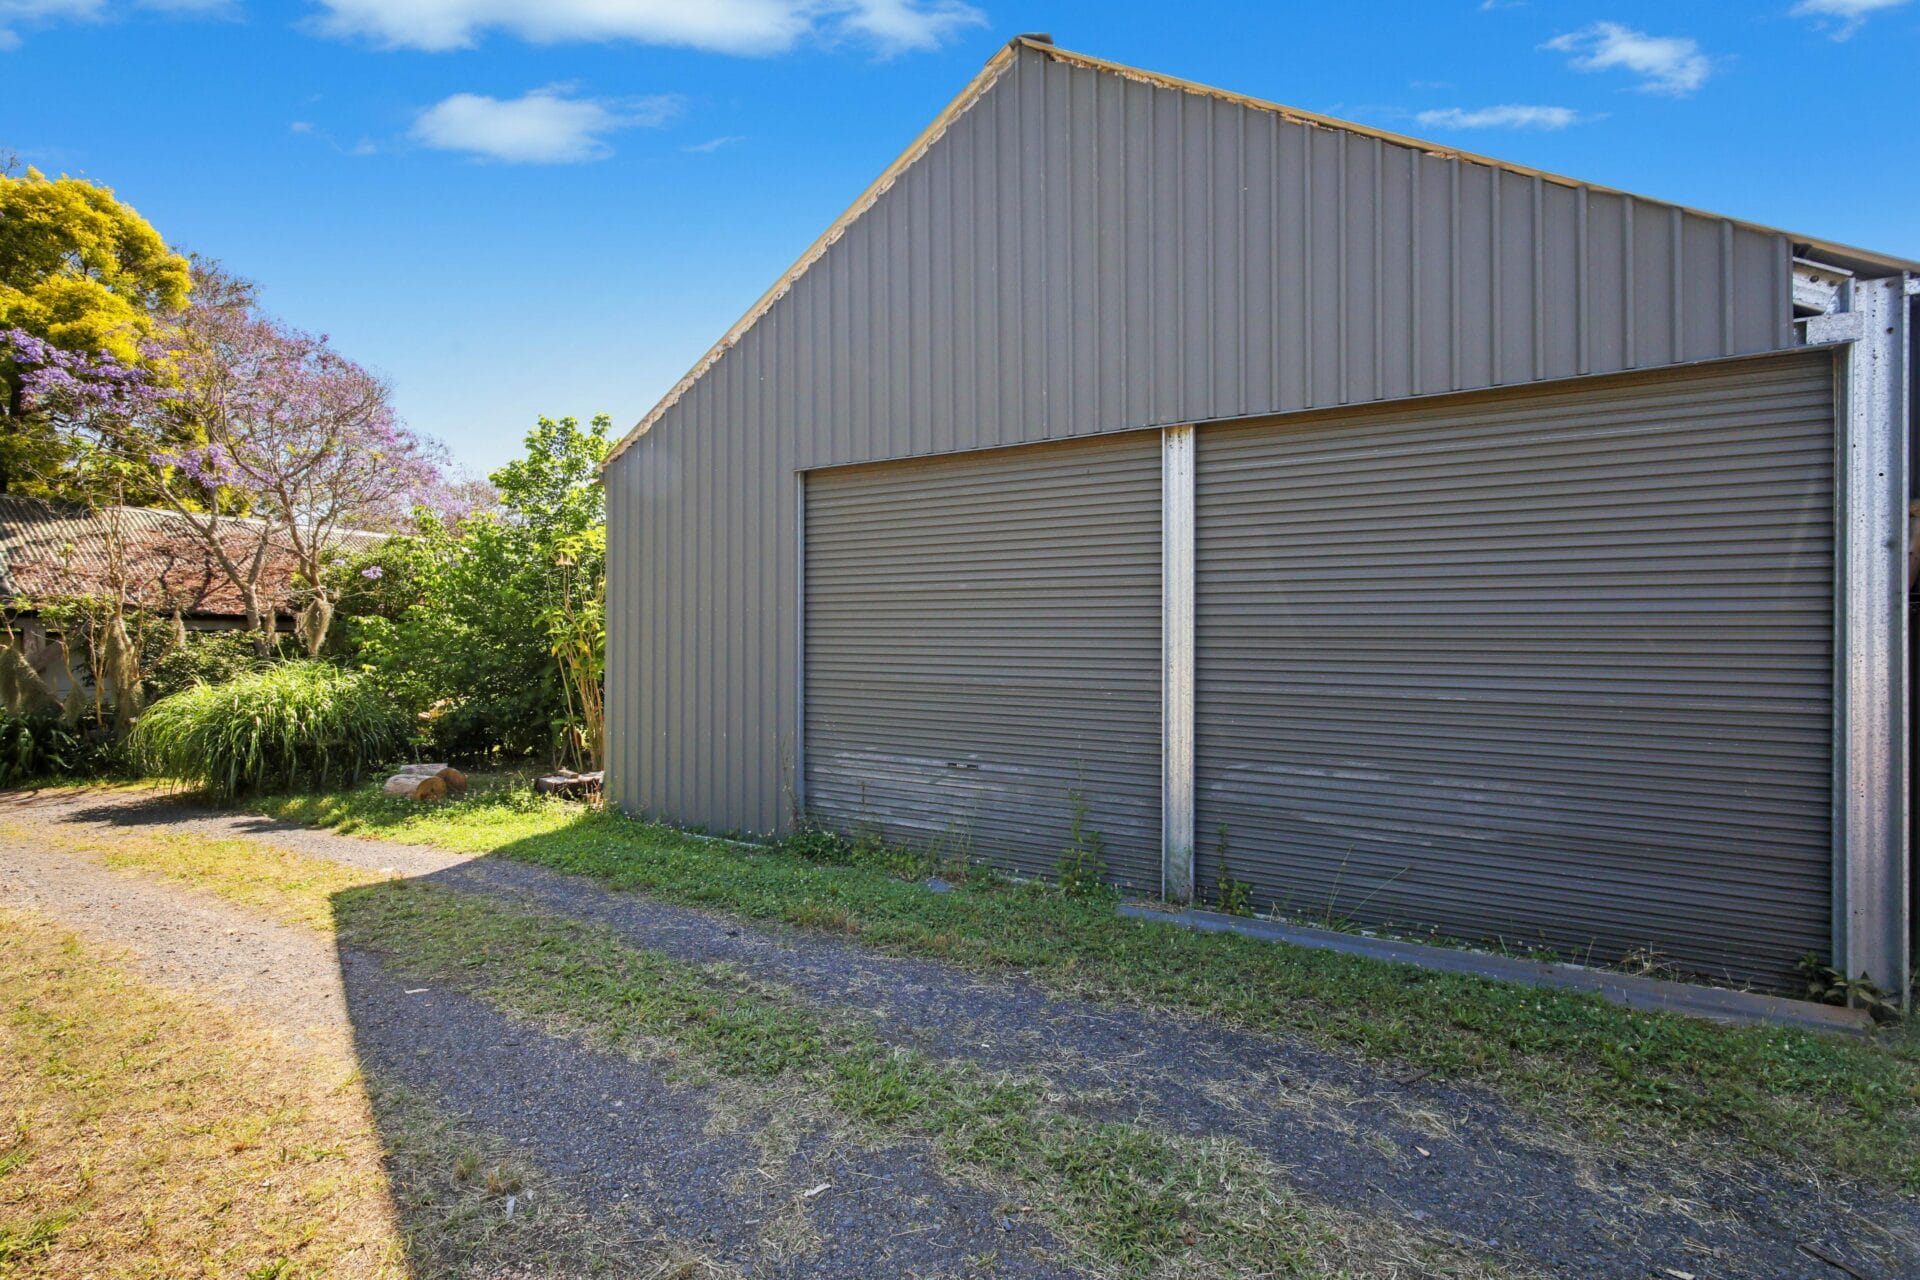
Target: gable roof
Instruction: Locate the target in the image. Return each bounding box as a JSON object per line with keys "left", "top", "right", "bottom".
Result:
{"left": 0, "top": 495, "right": 384, "bottom": 618}
{"left": 604, "top": 35, "right": 1917, "bottom": 469}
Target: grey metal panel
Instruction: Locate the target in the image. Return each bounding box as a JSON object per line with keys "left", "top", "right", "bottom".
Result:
{"left": 1191, "top": 353, "right": 1835, "bottom": 989}
{"left": 756, "top": 44, "right": 1794, "bottom": 471}
{"left": 803, "top": 434, "right": 1162, "bottom": 888}
{"left": 602, "top": 42, "right": 1800, "bottom": 839}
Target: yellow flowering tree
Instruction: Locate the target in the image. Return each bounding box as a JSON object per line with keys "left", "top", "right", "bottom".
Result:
{"left": 0, "top": 167, "right": 191, "bottom": 493}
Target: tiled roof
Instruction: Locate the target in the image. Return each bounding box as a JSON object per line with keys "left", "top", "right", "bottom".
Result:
{"left": 0, "top": 495, "right": 384, "bottom": 618}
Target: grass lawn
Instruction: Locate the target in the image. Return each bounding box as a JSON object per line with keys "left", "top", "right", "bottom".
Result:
{"left": 12, "top": 804, "right": 1492, "bottom": 1275}
{"left": 336, "top": 877, "right": 1478, "bottom": 1278}
{"left": 0, "top": 908, "right": 634, "bottom": 1279}
{"left": 254, "top": 778, "right": 1920, "bottom": 1195}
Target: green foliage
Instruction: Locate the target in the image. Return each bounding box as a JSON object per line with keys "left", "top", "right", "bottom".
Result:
{"left": 777, "top": 824, "right": 855, "bottom": 864}
{"left": 143, "top": 630, "right": 267, "bottom": 703}
{"left": 340, "top": 415, "right": 609, "bottom": 767}
{"left": 1054, "top": 791, "right": 1110, "bottom": 898}
{"left": 130, "top": 661, "right": 407, "bottom": 799}
{"left": 1214, "top": 822, "right": 1255, "bottom": 916}
{"left": 0, "top": 710, "right": 81, "bottom": 785}
{"left": 1798, "top": 952, "right": 1904, "bottom": 1025}
{"left": 773, "top": 822, "right": 932, "bottom": 878}
{"left": 262, "top": 778, "right": 1920, "bottom": 1194}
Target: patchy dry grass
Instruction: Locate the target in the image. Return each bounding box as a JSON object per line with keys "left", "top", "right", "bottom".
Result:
{"left": 256, "top": 779, "right": 1920, "bottom": 1195}
{"left": 11, "top": 806, "right": 1506, "bottom": 1275}
{"left": 334, "top": 878, "right": 1508, "bottom": 1280}
{"left": 0, "top": 908, "right": 403, "bottom": 1277}
{"left": 0, "top": 818, "right": 390, "bottom": 933}
{"left": 0, "top": 907, "right": 676, "bottom": 1279}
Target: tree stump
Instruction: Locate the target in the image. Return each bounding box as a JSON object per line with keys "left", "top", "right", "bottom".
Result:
{"left": 533, "top": 769, "right": 603, "bottom": 800}
{"left": 384, "top": 773, "right": 448, "bottom": 802}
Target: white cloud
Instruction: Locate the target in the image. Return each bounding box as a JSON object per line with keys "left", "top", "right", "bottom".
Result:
{"left": 837, "top": 0, "right": 981, "bottom": 52}
{"left": 683, "top": 134, "right": 745, "bottom": 153}
{"left": 1544, "top": 22, "right": 1710, "bottom": 96}
{"left": 410, "top": 87, "right": 682, "bottom": 164}
{"left": 308, "top": 0, "right": 985, "bottom": 56}
{"left": 1415, "top": 104, "right": 1590, "bottom": 130}
{"left": 0, "top": 0, "right": 97, "bottom": 49}
{"left": 0, "top": 0, "right": 226, "bottom": 48}
{"left": 1792, "top": 0, "right": 1908, "bottom": 40}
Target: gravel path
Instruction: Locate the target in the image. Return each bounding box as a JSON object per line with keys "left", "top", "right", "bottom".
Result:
{"left": 0, "top": 830, "right": 352, "bottom": 1047}
{"left": 7, "top": 787, "right": 1919, "bottom": 1279}
{"left": 0, "top": 790, "right": 1082, "bottom": 1280}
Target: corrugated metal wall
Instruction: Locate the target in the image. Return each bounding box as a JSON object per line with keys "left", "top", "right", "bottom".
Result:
{"left": 605, "top": 40, "right": 1799, "bottom": 837}
{"left": 1191, "top": 354, "right": 1835, "bottom": 987}
{"left": 804, "top": 436, "right": 1163, "bottom": 887}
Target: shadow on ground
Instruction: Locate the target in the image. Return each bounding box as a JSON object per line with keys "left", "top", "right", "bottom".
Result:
{"left": 14, "top": 786, "right": 1920, "bottom": 1280}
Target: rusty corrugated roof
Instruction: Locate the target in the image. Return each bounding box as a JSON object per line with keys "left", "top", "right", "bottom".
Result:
{"left": 0, "top": 495, "right": 384, "bottom": 617}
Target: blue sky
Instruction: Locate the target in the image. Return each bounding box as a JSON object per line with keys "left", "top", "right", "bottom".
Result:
{"left": 4, "top": 1, "right": 1915, "bottom": 474}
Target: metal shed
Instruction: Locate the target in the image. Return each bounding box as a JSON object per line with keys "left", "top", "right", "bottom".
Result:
{"left": 602, "top": 37, "right": 1916, "bottom": 995}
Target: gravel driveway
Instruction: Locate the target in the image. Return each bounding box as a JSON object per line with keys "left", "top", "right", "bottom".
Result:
{"left": 4, "top": 786, "right": 1917, "bottom": 1280}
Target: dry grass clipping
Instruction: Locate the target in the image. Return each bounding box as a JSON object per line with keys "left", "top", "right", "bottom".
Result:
{"left": 0, "top": 908, "right": 404, "bottom": 1277}
{"left": 0, "top": 908, "right": 675, "bottom": 1279}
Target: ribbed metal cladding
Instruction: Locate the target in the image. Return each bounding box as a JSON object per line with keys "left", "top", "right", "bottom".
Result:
{"left": 804, "top": 434, "right": 1162, "bottom": 888}
{"left": 603, "top": 39, "right": 1807, "bottom": 839}
{"left": 738, "top": 43, "right": 1791, "bottom": 476}
{"left": 1192, "top": 353, "right": 1835, "bottom": 990}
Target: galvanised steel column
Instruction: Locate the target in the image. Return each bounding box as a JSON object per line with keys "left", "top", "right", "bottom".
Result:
{"left": 1162, "top": 425, "right": 1196, "bottom": 903}
{"left": 1830, "top": 274, "right": 1913, "bottom": 1002}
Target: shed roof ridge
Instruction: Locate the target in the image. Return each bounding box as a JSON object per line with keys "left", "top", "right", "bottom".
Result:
{"left": 602, "top": 34, "right": 1916, "bottom": 469}
{"left": 1022, "top": 38, "right": 1917, "bottom": 276}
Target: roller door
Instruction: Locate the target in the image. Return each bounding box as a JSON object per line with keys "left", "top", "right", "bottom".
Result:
{"left": 1193, "top": 353, "right": 1835, "bottom": 988}
{"left": 804, "top": 434, "right": 1163, "bottom": 888}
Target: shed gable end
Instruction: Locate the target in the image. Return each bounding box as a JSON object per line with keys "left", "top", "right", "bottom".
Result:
{"left": 621, "top": 41, "right": 1794, "bottom": 474}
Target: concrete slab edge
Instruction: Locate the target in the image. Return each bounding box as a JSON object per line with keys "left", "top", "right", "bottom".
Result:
{"left": 1115, "top": 903, "right": 1874, "bottom": 1036}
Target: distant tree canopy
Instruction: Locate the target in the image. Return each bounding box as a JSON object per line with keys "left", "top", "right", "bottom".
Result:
{"left": 1, "top": 170, "right": 454, "bottom": 660}
{"left": 0, "top": 167, "right": 190, "bottom": 358}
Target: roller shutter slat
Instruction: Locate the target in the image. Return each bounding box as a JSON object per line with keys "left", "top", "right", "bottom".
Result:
{"left": 806, "top": 435, "right": 1162, "bottom": 888}
{"left": 1194, "top": 354, "right": 1835, "bottom": 989}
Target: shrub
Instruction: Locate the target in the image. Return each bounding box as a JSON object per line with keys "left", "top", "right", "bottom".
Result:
{"left": 131, "top": 662, "right": 409, "bottom": 799}
{"left": 143, "top": 630, "right": 267, "bottom": 703}
{"left": 0, "top": 711, "right": 82, "bottom": 786}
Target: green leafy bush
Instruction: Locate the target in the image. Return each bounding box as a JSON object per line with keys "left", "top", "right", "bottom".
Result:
{"left": 143, "top": 630, "right": 267, "bottom": 703}
{"left": 333, "top": 415, "right": 608, "bottom": 768}
{"left": 131, "top": 662, "right": 408, "bottom": 799}
{"left": 0, "top": 710, "right": 82, "bottom": 786}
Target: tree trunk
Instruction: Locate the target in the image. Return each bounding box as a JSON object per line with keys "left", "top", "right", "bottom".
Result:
{"left": 383, "top": 773, "right": 447, "bottom": 801}
{"left": 242, "top": 585, "right": 274, "bottom": 658}
{"left": 297, "top": 592, "right": 334, "bottom": 657}
{"left": 396, "top": 762, "right": 467, "bottom": 794}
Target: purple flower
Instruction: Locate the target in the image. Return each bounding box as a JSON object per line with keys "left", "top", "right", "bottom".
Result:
{"left": 360, "top": 565, "right": 385, "bottom": 580}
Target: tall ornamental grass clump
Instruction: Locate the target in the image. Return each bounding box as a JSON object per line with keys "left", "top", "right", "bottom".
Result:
{"left": 131, "top": 662, "right": 408, "bottom": 799}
